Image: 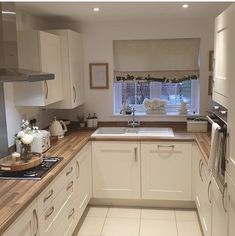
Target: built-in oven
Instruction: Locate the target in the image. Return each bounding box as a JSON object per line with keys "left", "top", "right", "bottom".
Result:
{"left": 207, "top": 101, "right": 228, "bottom": 192}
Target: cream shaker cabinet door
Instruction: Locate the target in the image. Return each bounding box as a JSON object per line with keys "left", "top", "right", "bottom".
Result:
{"left": 141, "top": 142, "right": 192, "bottom": 200}
{"left": 92, "top": 142, "right": 141, "bottom": 199}
{"left": 2, "top": 200, "right": 39, "bottom": 236}
{"left": 74, "top": 143, "right": 92, "bottom": 222}
{"left": 46, "top": 29, "right": 84, "bottom": 109}
{"left": 226, "top": 173, "right": 235, "bottom": 236}
{"left": 14, "top": 30, "right": 62, "bottom": 106}
{"left": 211, "top": 178, "right": 227, "bottom": 236}
{"left": 39, "top": 31, "right": 62, "bottom": 106}
{"left": 194, "top": 152, "right": 212, "bottom": 236}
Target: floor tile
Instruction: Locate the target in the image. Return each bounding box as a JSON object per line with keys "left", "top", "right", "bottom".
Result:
{"left": 177, "top": 220, "right": 202, "bottom": 236}
{"left": 140, "top": 219, "right": 178, "bottom": 236}
{"left": 101, "top": 218, "right": 140, "bottom": 236}
{"left": 175, "top": 210, "right": 198, "bottom": 221}
{"left": 87, "top": 207, "right": 109, "bottom": 218}
{"left": 141, "top": 208, "right": 175, "bottom": 220}
{"left": 78, "top": 217, "right": 105, "bottom": 236}
{"left": 107, "top": 207, "right": 141, "bottom": 219}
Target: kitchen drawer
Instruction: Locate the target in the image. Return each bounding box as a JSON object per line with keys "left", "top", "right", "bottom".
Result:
{"left": 38, "top": 159, "right": 75, "bottom": 210}
{"left": 40, "top": 179, "right": 74, "bottom": 232}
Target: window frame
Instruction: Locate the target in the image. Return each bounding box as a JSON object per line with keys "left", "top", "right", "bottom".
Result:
{"left": 113, "top": 80, "right": 199, "bottom": 115}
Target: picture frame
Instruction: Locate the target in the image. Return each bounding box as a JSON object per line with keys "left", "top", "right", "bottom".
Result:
{"left": 89, "top": 63, "right": 109, "bottom": 89}
{"left": 209, "top": 50, "right": 214, "bottom": 72}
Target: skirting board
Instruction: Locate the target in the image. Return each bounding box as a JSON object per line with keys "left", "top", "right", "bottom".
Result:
{"left": 89, "top": 198, "right": 196, "bottom": 209}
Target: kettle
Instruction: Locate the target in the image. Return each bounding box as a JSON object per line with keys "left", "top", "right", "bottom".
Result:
{"left": 49, "top": 117, "right": 68, "bottom": 138}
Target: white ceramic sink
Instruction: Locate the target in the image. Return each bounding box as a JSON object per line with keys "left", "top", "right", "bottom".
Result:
{"left": 91, "top": 127, "right": 174, "bottom": 138}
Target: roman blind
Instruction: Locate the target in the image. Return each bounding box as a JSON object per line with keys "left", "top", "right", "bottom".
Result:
{"left": 113, "top": 38, "right": 200, "bottom": 82}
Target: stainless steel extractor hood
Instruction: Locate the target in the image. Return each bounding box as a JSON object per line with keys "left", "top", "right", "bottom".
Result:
{"left": 0, "top": 2, "right": 54, "bottom": 82}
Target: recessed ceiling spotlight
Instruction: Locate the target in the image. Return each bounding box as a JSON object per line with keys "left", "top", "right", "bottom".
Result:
{"left": 182, "top": 4, "right": 189, "bottom": 8}
{"left": 2, "top": 11, "right": 16, "bottom": 15}
{"left": 93, "top": 7, "right": 100, "bottom": 12}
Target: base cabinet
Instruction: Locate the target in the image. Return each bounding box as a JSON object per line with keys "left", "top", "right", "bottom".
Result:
{"left": 211, "top": 178, "right": 227, "bottom": 236}
{"left": 2, "top": 200, "right": 39, "bottom": 236}
{"left": 194, "top": 146, "right": 212, "bottom": 236}
{"left": 92, "top": 142, "right": 141, "bottom": 199}
{"left": 141, "top": 142, "right": 192, "bottom": 200}
{"left": 226, "top": 173, "right": 235, "bottom": 236}
{"left": 73, "top": 143, "right": 92, "bottom": 224}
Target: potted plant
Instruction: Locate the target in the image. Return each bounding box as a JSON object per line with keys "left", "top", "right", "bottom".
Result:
{"left": 15, "top": 120, "right": 39, "bottom": 162}
{"left": 77, "top": 114, "right": 85, "bottom": 128}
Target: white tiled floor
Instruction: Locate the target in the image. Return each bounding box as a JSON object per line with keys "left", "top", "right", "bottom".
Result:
{"left": 76, "top": 207, "right": 202, "bottom": 236}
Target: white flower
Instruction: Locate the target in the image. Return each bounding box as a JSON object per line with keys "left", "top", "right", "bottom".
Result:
{"left": 17, "top": 131, "right": 25, "bottom": 138}
{"left": 21, "top": 134, "right": 34, "bottom": 145}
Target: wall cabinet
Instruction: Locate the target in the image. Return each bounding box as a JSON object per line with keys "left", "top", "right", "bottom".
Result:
{"left": 141, "top": 142, "right": 192, "bottom": 200}
{"left": 92, "top": 142, "right": 141, "bottom": 199}
{"left": 2, "top": 200, "right": 39, "bottom": 236}
{"left": 193, "top": 146, "right": 212, "bottom": 236}
{"left": 14, "top": 30, "right": 62, "bottom": 106}
{"left": 47, "top": 29, "right": 84, "bottom": 109}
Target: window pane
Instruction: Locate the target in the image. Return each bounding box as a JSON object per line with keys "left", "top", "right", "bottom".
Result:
{"left": 121, "top": 82, "right": 150, "bottom": 105}
{"left": 160, "top": 81, "right": 192, "bottom": 106}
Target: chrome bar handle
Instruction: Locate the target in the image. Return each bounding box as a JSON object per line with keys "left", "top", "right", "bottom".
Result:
{"left": 66, "top": 166, "right": 73, "bottom": 176}
{"left": 207, "top": 180, "right": 212, "bottom": 203}
{"left": 76, "top": 160, "right": 80, "bottom": 179}
{"left": 68, "top": 208, "right": 75, "bottom": 219}
{"left": 45, "top": 206, "right": 54, "bottom": 220}
{"left": 33, "top": 209, "right": 39, "bottom": 236}
{"left": 43, "top": 189, "right": 53, "bottom": 203}
{"left": 222, "top": 183, "right": 228, "bottom": 212}
{"left": 66, "top": 181, "right": 74, "bottom": 191}
{"left": 134, "top": 147, "right": 137, "bottom": 162}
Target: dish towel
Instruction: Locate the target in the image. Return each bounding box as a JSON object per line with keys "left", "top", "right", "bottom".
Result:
{"left": 208, "top": 122, "right": 221, "bottom": 175}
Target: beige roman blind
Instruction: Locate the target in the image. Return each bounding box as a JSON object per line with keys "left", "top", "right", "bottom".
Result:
{"left": 113, "top": 38, "right": 200, "bottom": 82}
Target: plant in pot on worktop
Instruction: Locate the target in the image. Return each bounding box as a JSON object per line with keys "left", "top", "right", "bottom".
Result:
{"left": 15, "top": 120, "right": 38, "bottom": 162}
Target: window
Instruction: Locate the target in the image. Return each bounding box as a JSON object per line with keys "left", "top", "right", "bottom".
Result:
{"left": 113, "top": 80, "right": 199, "bottom": 114}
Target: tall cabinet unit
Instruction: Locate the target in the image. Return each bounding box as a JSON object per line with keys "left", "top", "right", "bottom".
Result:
{"left": 14, "top": 30, "right": 62, "bottom": 106}
{"left": 47, "top": 29, "right": 84, "bottom": 109}
{"left": 226, "top": 4, "right": 235, "bottom": 184}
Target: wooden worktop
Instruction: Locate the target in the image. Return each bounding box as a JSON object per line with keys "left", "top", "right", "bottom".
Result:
{"left": 0, "top": 129, "right": 211, "bottom": 235}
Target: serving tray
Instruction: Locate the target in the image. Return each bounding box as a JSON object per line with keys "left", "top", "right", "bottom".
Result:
{"left": 0, "top": 153, "right": 43, "bottom": 172}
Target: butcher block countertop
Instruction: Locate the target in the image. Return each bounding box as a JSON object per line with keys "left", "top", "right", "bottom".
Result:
{"left": 0, "top": 129, "right": 211, "bottom": 235}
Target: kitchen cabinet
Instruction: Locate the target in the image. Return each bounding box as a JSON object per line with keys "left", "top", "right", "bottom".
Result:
{"left": 141, "top": 142, "right": 192, "bottom": 200}
{"left": 92, "top": 142, "right": 141, "bottom": 199}
{"left": 38, "top": 159, "right": 75, "bottom": 236}
{"left": 211, "top": 177, "right": 227, "bottom": 236}
{"left": 225, "top": 4, "right": 235, "bottom": 189}
{"left": 2, "top": 200, "right": 39, "bottom": 236}
{"left": 14, "top": 30, "right": 62, "bottom": 106}
{"left": 73, "top": 143, "right": 92, "bottom": 225}
{"left": 46, "top": 29, "right": 84, "bottom": 109}
{"left": 226, "top": 173, "right": 235, "bottom": 236}
{"left": 194, "top": 146, "right": 212, "bottom": 236}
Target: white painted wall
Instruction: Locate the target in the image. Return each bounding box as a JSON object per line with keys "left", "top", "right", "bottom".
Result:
{"left": 54, "top": 18, "right": 214, "bottom": 122}
{"left": 4, "top": 10, "right": 55, "bottom": 147}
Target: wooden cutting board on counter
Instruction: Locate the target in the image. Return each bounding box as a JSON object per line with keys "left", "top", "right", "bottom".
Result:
{"left": 0, "top": 153, "right": 42, "bottom": 171}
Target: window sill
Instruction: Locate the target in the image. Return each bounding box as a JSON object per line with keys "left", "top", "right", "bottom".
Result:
{"left": 112, "top": 112, "right": 198, "bottom": 118}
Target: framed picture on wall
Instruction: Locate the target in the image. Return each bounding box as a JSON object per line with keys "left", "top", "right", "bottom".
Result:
{"left": 89, "top": 63, "right": 109, "bottom": 89}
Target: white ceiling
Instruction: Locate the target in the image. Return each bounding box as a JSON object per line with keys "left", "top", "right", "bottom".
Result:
{"left": 16, "top": 2, "right": 231, "bottom": 22}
